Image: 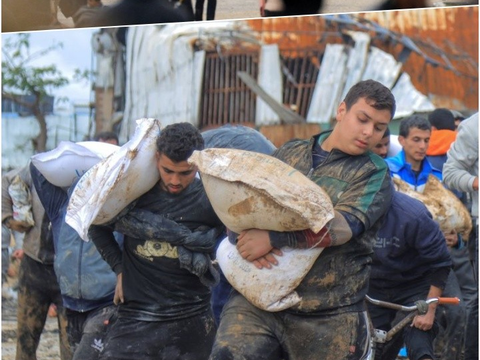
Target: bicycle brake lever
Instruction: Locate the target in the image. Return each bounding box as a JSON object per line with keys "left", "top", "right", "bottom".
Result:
{"left": 414, "top": 300, "right": 429, "bottom": 315}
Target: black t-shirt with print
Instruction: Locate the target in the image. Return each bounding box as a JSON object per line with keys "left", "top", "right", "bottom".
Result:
{"left": 90, "top": 178, "right": 224, "bottom": 321}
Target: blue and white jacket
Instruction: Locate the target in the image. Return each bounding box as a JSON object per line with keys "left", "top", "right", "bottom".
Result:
{"left": 386, "top": 150, "right": 442, "bottom": 193}
{"left": 30, "top": 163, "right": 121, "bottom": 312}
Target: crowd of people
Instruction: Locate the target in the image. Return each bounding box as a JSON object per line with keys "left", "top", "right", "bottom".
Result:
{"left": 2, "top": 82, "right": 478, "bottom": 360}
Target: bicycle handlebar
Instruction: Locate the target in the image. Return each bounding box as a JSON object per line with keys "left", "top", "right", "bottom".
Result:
{"left": 365, "top": 295, "right": 460, "bottom": 312}
{"left": 436, "top": 297, "right": 461, "bottom": 305}
{"left": 366, "top": 295, "right": 461, "bottom": 343}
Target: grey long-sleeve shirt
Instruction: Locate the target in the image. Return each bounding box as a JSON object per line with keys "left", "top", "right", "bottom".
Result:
{"left": 443, "top": 113, "right": 478, "bottom": 219}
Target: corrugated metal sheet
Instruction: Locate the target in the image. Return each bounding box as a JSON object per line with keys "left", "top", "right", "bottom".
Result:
{"left": 246, "top": 6, "right": 478, "bottom": 112}
{"left": 361, "top": 7, "right": 478, "bottom": 111}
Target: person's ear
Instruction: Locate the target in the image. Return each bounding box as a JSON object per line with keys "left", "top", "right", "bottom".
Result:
{"left": 398, "top": 136, "right": 406, "bottom": 147}
{"left": 336, "top": 102, "right": 347, "bottom": 122}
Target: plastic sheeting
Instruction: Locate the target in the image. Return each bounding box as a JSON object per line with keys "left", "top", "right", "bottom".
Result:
{"left": 392, "top": 72, "right": 435, "bottom": 118}
{"left": 120, "top": 25, "right": 207, "bottom": 142}
{"left": 119, "top": 22, "right": 253, "bottom": 142}
{"left": 255, "top": 44, "right": 283, "bottom": 126}
{"left": 306, "top": 33, "right": 433, "bottom": 123}
{"left": 306, "top": 44, "right": 348, "bottom": 124}
{"left": 119, "top": 24, "right": 436, "bottom": 136}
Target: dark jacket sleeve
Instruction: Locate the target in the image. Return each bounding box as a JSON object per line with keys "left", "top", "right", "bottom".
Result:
{"left": 425, "top": 267, "right": 451, "bottom": 290}
{"left": 115, "top": 208, "right": 223, "bottom": 252}
{"left": 407, "top": 207, "right": 452, "bottom": 290}
{"left": 89, "top": 224, "right": 123, "bottom": 275}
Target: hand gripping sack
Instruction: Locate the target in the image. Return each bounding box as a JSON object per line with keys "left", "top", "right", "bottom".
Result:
{"left": 188, "top": 148, "right": 335, "bottom": 311}
{"left": 31, "top": 141, "right": 120, "bottom": 187}
{"left": 66, "top": 118, "right": 162, "bottom": 241}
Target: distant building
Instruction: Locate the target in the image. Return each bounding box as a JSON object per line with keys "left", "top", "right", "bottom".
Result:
{"left": 1, "top": 99, "right": 93, "bottom": 172}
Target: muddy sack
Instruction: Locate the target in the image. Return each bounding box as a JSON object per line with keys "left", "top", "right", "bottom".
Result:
{"left": 216, "top": 237, "right": 324, "bottom": 311}
{"left": 66, "top": 118, "right": 161, "bottom": 241}
{"left": 188, "top": 148, "right": 334, "bottom": 311}
{"left": 31, "top": 141, "right": 120, "bottom": 187}
{"left": 188, "top": 148, "right": 334, "bottom": 234}
{"left": 393, "top": 175, "right": 472, "bottom": 239}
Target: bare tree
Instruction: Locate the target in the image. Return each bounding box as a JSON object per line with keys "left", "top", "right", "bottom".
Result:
{"left": 2, "top": 33, "right": 70, "bottom": 153}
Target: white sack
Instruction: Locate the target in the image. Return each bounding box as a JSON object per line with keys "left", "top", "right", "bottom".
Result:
{"left": 216, "top": 238, "right": 323, "bottom": 311}
{"left": 188, "top": 149, "right": 334, "bottom": 234}
{"left": 31, "top": 141, "right": 120, "bottom": 187}
{"left": 66, "top": 118, "right": 162, "bottom": 241}
{"left": 188, "top": 148, "right": 334, "bottom": 311}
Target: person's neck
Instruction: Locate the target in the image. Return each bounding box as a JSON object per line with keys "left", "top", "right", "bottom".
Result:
{"left": 407, "top": 158, "right": 422, "bottom": 172}
{"left": 320, "top": 133, "right": 336, "bottom": 152}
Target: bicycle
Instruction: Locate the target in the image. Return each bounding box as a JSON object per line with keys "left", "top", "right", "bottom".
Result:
{"left": 364, "top": 295, "right": 460, "bottom": 360}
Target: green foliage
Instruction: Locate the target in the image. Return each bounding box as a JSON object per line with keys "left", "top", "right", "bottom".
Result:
{"left": 2, "top": 33, "right": 70, "bottom": 102}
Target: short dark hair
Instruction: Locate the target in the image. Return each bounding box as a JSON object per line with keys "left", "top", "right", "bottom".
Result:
{"left": 93, "top": 131, "right": 119, "bottom": 144}
{"left": 382, "top": 127, "right": 391, "bottom": 139}
{"left": 156, "top": 122, "right": 204, "bottom": 162}
{"left": 399, "top": 115, "right": 431, "bottom": 137}
{"left": 343, "top": 79, "right": 396, "bottom": 119}
{"left": 428, "top": 108, "right": 456, "bottom": 131}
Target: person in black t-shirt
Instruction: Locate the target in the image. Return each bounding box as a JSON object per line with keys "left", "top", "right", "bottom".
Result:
{"left": 89, "top": 122, "right": 224, "bottom": 360}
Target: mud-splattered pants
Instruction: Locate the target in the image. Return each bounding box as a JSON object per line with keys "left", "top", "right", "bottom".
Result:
{"left": 66, "top": 305, "right": 117, "bottom": 360}
{"left": 210, "top": 292, "right": 370, "bottom": 360}
{"left": 99, "top": 309, "right": 217, "bottom": 360}
{"left": 15, "top": 254, "right": 71, "bottom": 360}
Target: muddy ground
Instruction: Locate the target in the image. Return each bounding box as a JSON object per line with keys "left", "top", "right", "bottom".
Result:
{"left": 2, "top": 295, "right": 63, "bottom": 360}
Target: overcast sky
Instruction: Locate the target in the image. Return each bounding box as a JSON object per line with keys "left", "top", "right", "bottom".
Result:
{"left": 2, "top": 27, "right": 100, "bottom": 105}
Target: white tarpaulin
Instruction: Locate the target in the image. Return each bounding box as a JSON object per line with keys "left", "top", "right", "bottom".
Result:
{"left": 120, "top": 25, "right": 206, "bottom": 142}
{"left": 119, "top": 22, "right": 253, "bottom": 142}
{"left": 256, "top": 44, "right": 283, "bottom": 126}
{"left": 392, "top": 72, "right": 435, "bottom": 117}
{"left": 340, "top": 31, "right": 371, "bottom": 101}
{"left": 306, "top": 44, "right": 348, "bottom": 124}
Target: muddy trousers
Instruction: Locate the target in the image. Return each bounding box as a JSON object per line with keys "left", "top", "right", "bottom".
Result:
{"left": 210, "top": 292, "right": 370, "bottom": 360}
{"left": 435, "top": 268, "right": 467, "bottom": 360}
{"left": 15, "top": 255, "right": 71, "bottom": 360}
{"left": 99, "top": 309, "right": 217, "bottom": 360}
{"left": 464, "top": 224, "right": 478, "bottom": 360}
{"left": 66, "top": 305, "right": 117, "bottom": 360}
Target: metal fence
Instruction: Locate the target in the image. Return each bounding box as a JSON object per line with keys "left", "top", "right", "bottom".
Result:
{"left": 198, "top": 47, "right": 323, "bottom": 129}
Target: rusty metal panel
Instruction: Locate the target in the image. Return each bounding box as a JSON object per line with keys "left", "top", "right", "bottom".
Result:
{"left": 361, "top": 7, "right": 478, "bottom": 111}
{"left": 246, "top": 7, "right": 478, "bottom": 112}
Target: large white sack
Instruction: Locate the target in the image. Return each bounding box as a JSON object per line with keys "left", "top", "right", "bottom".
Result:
{"left": 217, "top": 238, "right": 324, "bottom": 311}
{"left": 188, "top": 148, "right": 334, "bottom": 311}
{"left": 188, "top": 148, "right": 334, "bottom": 233}
{"left": 393, "top": 175, "right": 472, "bottom": 239}
{"left": 31, "top": 141, "right": 120, "bottom": 187}
{"left": 66, "top": 118, "right": 161, "bottom": 241}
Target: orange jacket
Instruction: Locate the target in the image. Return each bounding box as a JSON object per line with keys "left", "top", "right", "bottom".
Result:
{"left": 427, "top": 129, "right": 457, "bottom": 156}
